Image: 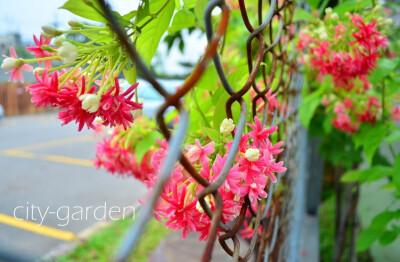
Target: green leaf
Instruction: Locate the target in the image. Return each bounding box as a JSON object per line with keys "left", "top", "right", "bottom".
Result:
{"left": 136, "top": 0, "right": 150, "bottom": 24}
{"left": 168, "top": 9, "right": 196, "bottom": 34}
{"left": 202, "top": 127, "right": 222, "bottom": 143}
{"left": 379, "top": 231, "right": 398, "bottom": 246}
{"left": 341, "top": 166, "right": 393, "bottom": 183}
{"left": 123, "top": 64, "right": 137, "bottom": 85}
{"left": 393, "top": 154, "right": 400, "bottom": 193}
{"left": 333, "top": 0, "right": 373, "bottom": 15}
{"left": 299, "top": 93, "right": 321, "bottom": 128}
{"left": 174, "top": 0, "right": 181, "bottom": 9}
{"left": 122, "top": 10, "right": 137, "bottom": 21}
{"left": 134, "top": 131, "right": 162, "bottom": 164}
{"left": 183, "top": 0, "right": 197, "bottom": 9}
{"left": 306, "top": 0, "right": 321, "bottom": 11}
{"left": 194, "top": 0, "right": 207, "bottom": 27}
{"left": 368, "top": 58, "right": 400, "bottom": 85}
{"left": 357, "top": 211, "right": 396, "bottom": 251}
{"left": 60, "top": 0, "right": 107, "bottom": 23}
{"left": 293, "top": 8, "right": 316, "bottom": 22}
{"left": 136, "top": 0, "right": 175, "bottom": 66}
{"left": 386, "top": 131, "right": 400, "bottom": 144}
{"left": 196, "top": 64, "right": 219, "bottom": 90}
{"left": 357, "top": 227, "right": 382, "bottom": 252}
{"left": 227, "top": 65, "right": 249, "bottom": 91}
{"left": 352, "top": 122, "right": 388, "bottom": 163}
{"left": 213, "top": 93, "right": 228, "bottom": 129}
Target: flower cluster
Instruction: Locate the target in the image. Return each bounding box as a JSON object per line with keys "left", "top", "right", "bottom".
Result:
{"left": 145, "top": 116, "right": 286, "bottom": 240}
{"left": 330, "top": 96, "right": 381, "bottom": 133}
{"left": 94, "top": 117, "right": 157, "bottom": 181}
{"left": 298, "top": 7, "right": 398, "bottom": 133}
{"left": 2, "top": 24, "right": 143, "bottom": 131}
{"left": 298, "top": 10, "right": 389, "bottom": 91}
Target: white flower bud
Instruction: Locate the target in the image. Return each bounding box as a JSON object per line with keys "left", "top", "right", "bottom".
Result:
{"left": 79, "top": 94, "right": 100, "bottom": 113}
{"left": 41, "top": 25, "right": 61, "bottom": 39}
{"left": 1, "top": 57, "right": 17, "bottom": 70}
{"left": 58, "top": 42, "right": 78, "bottom": 64}
{"left": 325, "top": 7, "right": 332, "bottom": 15}
{"left": 54, "top": 36, "right": 67, "bottom": 47}
{"left": 245, "top": 148, "right": 260, "bottom": 161}
{"left": 33, "top": 67, "right": 44, "bottom": 76}
{"left": 330, "top": 13, "right": 339, "bottom": 21}
{"left": 68, "top": 20, "right": 84, "bottom": 28}
{"left": 132, "top": 109, "right": 142, "bottom": 119}
{"left": 93, "top": 116, "right": 104, "bottom": 124}
{"left": 220, "top": 118, "right": 235, "bottom": 134}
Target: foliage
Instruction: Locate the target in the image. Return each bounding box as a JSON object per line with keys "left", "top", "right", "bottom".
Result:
{"left": 299, "top": 0, "right": 400, "bottom": 254}
{"left": 57, "top": 217, "right": 170, "bottom": 262}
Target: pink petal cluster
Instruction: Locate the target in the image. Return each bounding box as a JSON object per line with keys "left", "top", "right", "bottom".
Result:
{"left": 147, "top": 116, "right": 285, "bottom": 240}
{"left": 331, "top": 96, "right": 381, "bottom": 134}
{"left": 93, "top": 127, "right": 155, "bottom": 181}
{"left": 2, "top": 47, "right": 33, "bottom": 83}
{"left": 25, "top": 71, "right": 142, "bottom": 131}
{"left": 26, "top": 35, "right": 55, "bottom": 69}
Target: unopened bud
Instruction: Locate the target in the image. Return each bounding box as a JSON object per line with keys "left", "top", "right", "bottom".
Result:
{"left": 245, "top": 148, "right": 260, "bottom": 162}
{"left": 54, "top": 36, "right": 67, "bottom": 47}
{"left": 325, "top": 7, "right": 332, "bottom": 16}
{"left": 68, "top": 20, "right": 84, "bottom": 28}
{"left": 79, "top": 94, "right": 100, "bottom": 113}
{"left": 33, "top": 67, "right": 44, "bottom": 76}
{"left": 41, "top": 25, "right": 62, "bottom": 39}
{"left": 58, "top": 42, "right": 78, "bottom": 64}
{"left": 220, "top": 118, "right": 235, "bottom": 134}
{"left": 331, "top": 13, "right": 339, "bottom": 21}
{"left": 1, "top": 57, "right": 17, "bottom": 70}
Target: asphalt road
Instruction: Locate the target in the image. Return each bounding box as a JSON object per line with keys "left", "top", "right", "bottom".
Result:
{"left": 0, "top": 113, "right": 147, "bottom": 261}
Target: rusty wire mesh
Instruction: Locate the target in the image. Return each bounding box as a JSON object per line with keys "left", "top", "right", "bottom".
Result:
{"left": 98, "top": 0, "right": 305, "bottom": 261}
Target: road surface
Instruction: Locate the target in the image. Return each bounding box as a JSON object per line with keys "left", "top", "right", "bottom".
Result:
{"left": 0, "top": 113, "right": 147, "bottom": 261}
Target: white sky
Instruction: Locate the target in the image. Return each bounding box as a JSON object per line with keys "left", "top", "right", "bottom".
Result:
{"left": 0, "top": 0, "right": 206, "bottom": 75}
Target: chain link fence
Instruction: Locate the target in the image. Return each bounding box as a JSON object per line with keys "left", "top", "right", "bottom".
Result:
{"left": 98, "top": 0, "right": 308, "bottom": 261}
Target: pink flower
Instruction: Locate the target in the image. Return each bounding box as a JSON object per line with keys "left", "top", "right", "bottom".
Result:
{"left": 185, "top": 139, "right": 215, "bottom": 165}
{"left": 98, "top": 78, "right": 142, "bottom": 129}
{"left": 26, "top": 70, "right": 59, "bottom": 107}
{"left": 26, "top": 35, "right": 54, "bottom": 68}
{"left": 159, "top": 184, "right": 203, "bottom": 239}
{"left": 57, "top": 77, "right": 97, "bottom": 131}
{"left": 247, "top": 116, "right": 278, "bottom": 147}
{"left": 2, "top": 47, "right": 33, "bottom": 83}
{"left": 391, "top": 106, "right": 400, "bottom": 121}
{"left": 209, "top": 154, "right": 243, "bottom": 195}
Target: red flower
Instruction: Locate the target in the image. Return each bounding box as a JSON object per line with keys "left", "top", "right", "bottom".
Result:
{"left": 26, "top": 35, "right": 54, "bottom": 69}
{"left": 57, "top": 78, "right": 97, "bottom": 131}
{"left": 26, "top": 70, "right": 59, "bottom": 107}
{"left": 98, "top": 78, "right": 142, "bottom": 129}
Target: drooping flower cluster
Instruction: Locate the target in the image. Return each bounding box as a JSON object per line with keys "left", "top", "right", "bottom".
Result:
{"left": 27, "top": 69, "right": 142, "bottom": 131}
{"left": 298, "top": 7, "right": 399, "bottom": 133}
{"left": 145, "top": 116, "right": 286, "bottom": 240}
{"left": 2, "top": 27, "right": 143, "bottom": 131}
{"left": 330, "top": 96, "right": 381, "bottom": 134}
{"left": 94, "top": 117, "right": 158, "bottom": 181}
{"left": 298, "top": 10, "right": 388, "bottom": 91}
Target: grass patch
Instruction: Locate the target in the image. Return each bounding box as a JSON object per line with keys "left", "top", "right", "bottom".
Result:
{"left": 57, "top": 217, "right": 170, "bottom": 262}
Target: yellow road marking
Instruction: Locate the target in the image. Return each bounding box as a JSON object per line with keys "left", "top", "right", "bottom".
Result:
{"left": 0, "top": 213, "right": 77, "bottom": 241}
{"left": 6, "top": 135, "right": 94, "bottom": 152}
{"left": 41, "top": 154, "right": 93, "bottom": 167}
{"left": 1, "top": 150, "right": 93, "bottom": 167}
{"left": 1, "top": 150, "right": 36, "bottom": 159}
